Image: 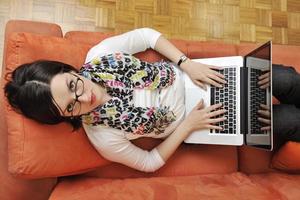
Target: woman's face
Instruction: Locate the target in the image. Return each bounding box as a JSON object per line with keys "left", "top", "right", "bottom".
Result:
{"left": 50, "top": 72, "right": 104, "bottom": 117}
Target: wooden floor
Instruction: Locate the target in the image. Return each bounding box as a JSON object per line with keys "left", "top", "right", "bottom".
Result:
{"left": 1, "top": 0, "right": 300, "bottom": 75}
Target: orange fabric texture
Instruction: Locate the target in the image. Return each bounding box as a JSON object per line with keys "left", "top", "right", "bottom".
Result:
{"left": 49, "top": 172, "right": 281, "bottom": 200}
{"left": 83, "top": 144, "right": 238, "bottom": 179}
{"left": 64, "top": 31, "right": 114, "bottom": 46}
{"left": 2, "top": 20, "right": 63, "bottom": 68}
{"left": 237, "top": 146, "right": 276, "bottom": 174}
{"left": 272, "top": 45, "right": 300, "bottom": 72}
{"left": 249, "top": 173, "right": 300, "bottom": 200}
{"left": 272, "top": 142, "right": 300, "bottom": 172}
{"left": 4, "top": 32, "right": 110, "bottom": 179}
{"left": 187, "top": 41, "right": 238, "bottom": 59}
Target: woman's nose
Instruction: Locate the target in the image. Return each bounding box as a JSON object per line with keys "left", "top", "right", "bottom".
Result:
{"left": 77, "top": 93, "right": 90, "bottom": 103}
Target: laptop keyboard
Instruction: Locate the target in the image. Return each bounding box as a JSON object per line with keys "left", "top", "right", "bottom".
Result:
{"left": 250, "top": 68, "right": 267, "bottom": 134}
{"left": 210, "top": 68, "right": 237, "bottom": 134}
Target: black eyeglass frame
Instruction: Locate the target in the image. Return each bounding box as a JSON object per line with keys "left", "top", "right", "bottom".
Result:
{"left": 66, "top": 73, "right": 85, "bottom": 117}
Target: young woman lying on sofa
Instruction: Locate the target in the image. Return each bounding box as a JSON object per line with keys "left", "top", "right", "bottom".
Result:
{"left": 4, "top": 28, "right": 300, "bottom": 172}
{"left": 4, "top": 28, "right": 227, "bottom": 172}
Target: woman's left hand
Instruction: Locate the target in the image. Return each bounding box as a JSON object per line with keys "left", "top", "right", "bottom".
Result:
{"left": 258, "top": 71, "right": 270, "bottom": 89}
{"left": 258, "top": 104, "right": 271, "bottom": 131}
{"left": 181, "top": 59, "right": 227, "bottom": 90}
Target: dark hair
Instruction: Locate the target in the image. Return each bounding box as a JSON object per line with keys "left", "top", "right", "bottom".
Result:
{"left": 4, "top": 60, "right": 82, "bottom": 130}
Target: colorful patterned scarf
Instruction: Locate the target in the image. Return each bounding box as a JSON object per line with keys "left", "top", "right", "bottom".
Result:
{"left": 79, "top": 52, "right": 177, "bottom": 135}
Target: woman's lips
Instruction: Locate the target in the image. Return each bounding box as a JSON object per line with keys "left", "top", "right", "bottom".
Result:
{"left": 91, "top": 92, "right": 96, "bottom": 105}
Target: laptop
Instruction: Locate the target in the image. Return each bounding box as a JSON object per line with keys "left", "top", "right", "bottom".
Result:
{"left": 184, "top": 41, "right": 273, "bottom": 151}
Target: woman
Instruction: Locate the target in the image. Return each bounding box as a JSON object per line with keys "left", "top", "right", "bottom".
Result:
{"left": 5, "top": 28, "right": 227, "bottom": 172}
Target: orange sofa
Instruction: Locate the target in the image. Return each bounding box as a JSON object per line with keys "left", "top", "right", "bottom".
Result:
{"left": 1, "top": 20, "right": 300, "bottom": 200}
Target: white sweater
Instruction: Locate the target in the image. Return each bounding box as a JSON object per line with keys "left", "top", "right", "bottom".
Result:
{"left": 83, "top": 28, "right": 185, "bottom": 172}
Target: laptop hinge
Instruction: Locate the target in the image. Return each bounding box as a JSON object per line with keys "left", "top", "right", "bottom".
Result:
{"left": 240, "top": 67, "right": 248, "bottom": 139}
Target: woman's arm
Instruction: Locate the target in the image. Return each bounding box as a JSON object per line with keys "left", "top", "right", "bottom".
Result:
{"left": 84, "top": 125, "right": 166, "bottom": 173}
{"left": 84, "top": 100, "right": 226, "bottom": 172}
{"left": 86, "top": 28, "right": 225, "bottom": 89}
{"left": 154, "top": 36, "right": 226, "bottom": 90}
{"left": 85, "top": 28, "right": 161, "bottom": 63}
{"left": 156, "top": 99, "right": 226, "bottom": 161}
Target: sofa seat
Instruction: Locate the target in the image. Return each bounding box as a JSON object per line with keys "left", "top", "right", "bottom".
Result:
{"left": 49, "top": 172, "right": 296, "bottom": 200}
{"left": 249, "top": 173, "right": 300, "bottom": 200}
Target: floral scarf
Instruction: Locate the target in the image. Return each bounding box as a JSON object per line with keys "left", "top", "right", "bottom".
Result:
{"left": 79, "top": 52, "right": 177, "bottom": 135}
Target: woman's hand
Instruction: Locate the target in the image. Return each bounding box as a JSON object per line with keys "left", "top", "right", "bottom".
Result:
{"left": 183, "top": 99, "right": 227, "bottom": 132}
{"left": 181, "top": 59, "right": 227, "bottom": 90}
{"left": 258, "top": 71, "right": 270, "bottom": 89}
{"left": 156, "top": 99, "right": 226, "bottom": 163}
{"left": 258, "top": 104, "right": 271, "bottom": 131}
{"left": 152, "top": 35, "right": 225, "bottom": 90}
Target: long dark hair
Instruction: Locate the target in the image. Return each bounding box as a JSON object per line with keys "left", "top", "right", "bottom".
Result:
{"left": 4, "top": 60, "right": 82, "bottom": 130}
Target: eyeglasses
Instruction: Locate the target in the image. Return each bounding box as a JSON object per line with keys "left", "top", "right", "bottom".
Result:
{"left": 65, "top": 74, "right": 84, "bottom": 117}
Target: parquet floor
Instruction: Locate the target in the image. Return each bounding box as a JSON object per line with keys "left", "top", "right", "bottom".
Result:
{"left": 1, "top": 0, "right": 300, "bottom": 76}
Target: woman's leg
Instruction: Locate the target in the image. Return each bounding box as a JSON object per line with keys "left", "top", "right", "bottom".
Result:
{"left": 273, "top": 104, "right": 300, "bottom": 150}
{"left": 272, "top": 65, "right": 300, "bottom": 149}
{"left": 273, "top": 64, "right": 300, "bottom": 107}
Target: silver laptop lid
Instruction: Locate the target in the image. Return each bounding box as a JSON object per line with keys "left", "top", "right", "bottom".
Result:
{"left": 244, "top": 41, "right": 273, "bottom": 151}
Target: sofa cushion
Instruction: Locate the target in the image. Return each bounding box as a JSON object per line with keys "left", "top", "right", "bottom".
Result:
{"left": 271, "top": 142, "right": 300, "bottom": 172}
{"left": 64, "top": 31, "right": 114, "bottom": 46}
{"left": 83, "top": 143, "right": 238, "bottom": 179}
{"left": 3, "top": 20, "right": 63, "bottom": 69}
{"left": 237, "top": 146, "right": 276, "bottom": 174}
{"left": 187, "top": 41, "right": 238, "bottom": 58}
{"left": 249, "top": 172, "right": 300, "bottom": 200}
{"left": 49, "top": 172, "right": 280, "bottom": 200}
{"left": 4, "top": 32, "right": 110, "bottom": 179}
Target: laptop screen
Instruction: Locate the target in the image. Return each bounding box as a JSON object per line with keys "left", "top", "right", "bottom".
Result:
{"left": 244, "top": 41, "right": 273, "bottom": 150}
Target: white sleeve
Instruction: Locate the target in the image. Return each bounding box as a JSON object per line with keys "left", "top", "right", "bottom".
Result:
{"left": 83, "top": 124, "right": 165, "bottom": 173}
{"left": 85, "top": 28, "right": 162, "bottom": 63}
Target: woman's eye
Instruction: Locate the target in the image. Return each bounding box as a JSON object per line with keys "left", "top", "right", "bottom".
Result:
{"left": 66, "top": 103, "right": 74, "bottom": 113}
{"left": 69, "top": 80, "right": 76, "bottom": 92}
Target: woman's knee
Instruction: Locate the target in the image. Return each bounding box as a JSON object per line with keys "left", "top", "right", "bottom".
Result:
{"left": 273, "top": 65, "right": 297, "bottom": 83}
{"left": 273, "top": 105, "right": 300, "bottom": 142}
{"left": 273, "top": 65, "right": 300, "bottom": 96}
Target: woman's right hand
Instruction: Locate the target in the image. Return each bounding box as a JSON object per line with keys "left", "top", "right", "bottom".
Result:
{"left": 183, "top": 99, "right": 227, "bottom": 133}
{"left": 181, "top": 60, "right": 226, "bottom": 90}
